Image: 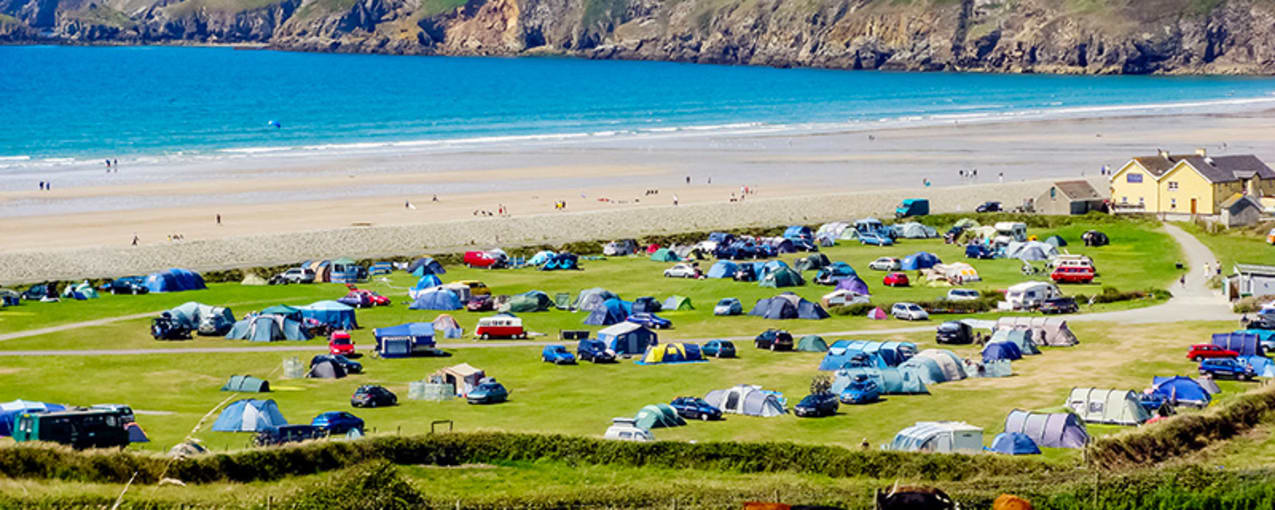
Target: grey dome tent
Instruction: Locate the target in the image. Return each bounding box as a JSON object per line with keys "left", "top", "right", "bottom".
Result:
{"left": 308, "top": 360, "right": 347, "bottom": 379}
{"left": 749, "top": 293, "right": 828, "bottom": 320}
{"left": 1003, "top": 409, "right": 1090, "bottom": 449}
{"left": 221, "top": 375, "right": 270, "bottom": 393}
{"left": 1043, "top": 235, "right": 1067, "bottom": 247}
{"left": 796, "top": 335, "right": 828, "bottom": 352}
{"left": 893, "top": 222, "right": 939, "bottom": 239}
{"left": 995, "top": 317, "right": 1079, "bottom": 347}
{"left": 226, "top": 314, "right": 311, "bottom": 341}
{"left": 704, "top": 385, "right": 786, "bottom": 417}
{"left": 661, "top": 295, "right": 693, "bottom": 311}
{"left": 914, "top": 349, "right": 967, "bottom": 382}
{"left": 574, "top": 288, "right": 619, "bottom": 312}
{"left": 794, "top": 253, "right": 831, "bottom": 272}
{"left": 758, "top": 266, "right": 804, "bottom": 288}
{"left": 584, "top": 298, "right": 629, "bottom": 326}
{"left": 1065, "top": 388, "right": 1150, "bottom": 425}
{"left": 1005, "top": 241, "right": 1058, "bottom": 261}
{"left": 632, "top": 297, "right": 662, "bottom": 314}
{"left": 211, "top": 399, "right": 287, "bottom": 432}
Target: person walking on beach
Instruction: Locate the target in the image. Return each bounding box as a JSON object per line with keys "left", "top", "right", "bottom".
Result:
{"left": 131, "top": 234, "right": 139, "bottom": 246}
{"left": 1179, "top": 274, "right": 1187, "bottom": 288}
{"left": 673, "top": 194, "right": 679, "bottom": 206}
{"left": 998, "top": 172, "right": 1004, "bottom": 183}
{"left": 216, "top": 214, "right": 222, "bottom": 225}
{"left": 685, "top": 176, "right": 691, "bottom": 185}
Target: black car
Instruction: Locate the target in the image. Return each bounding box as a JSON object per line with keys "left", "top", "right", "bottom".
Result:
{"left": 669, "top": 396, "right": 723, "bottom": 421}
{"left": 754, "top": 329, "right": 794, "bottom": 351}
{"left": 351, "top": 385, "right": 397, "bottom": 408}
{"left": 21, "top": 284, "right": 55, "bottom": 301}
{"left": 311, "top": 354, "right": 363, "bottom": 374}
{"left": 576, "top": 338, "right": 616, "bottom": 363}
{"left": 935, "top": 321, "right": 973, "bottom": 344}
{"left": 975, "top": 201, "right": 1002, "bottom": 213}
{"left": 794, "top": 392, "right": 839, "bottom": 418}
{"left": 253, "top": 425, "right": 327, "bottom": 447}
{"left": 151, "top": 315, "right": 192, "bottom": 340}
{"left": 100, "top": 276, "right": 149, "bottom": 295}
{"left": 1245, "top": 315, "right": 1275, "bottom": 330}
{"left": 1040, "top": 297, "right": 1079, "bottom": 314}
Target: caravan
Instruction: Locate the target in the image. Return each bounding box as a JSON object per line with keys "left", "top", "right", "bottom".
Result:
{"left": 1003, "top": 281, "right": 1062, "bottom": 310}
{"left": 994, "top": 222, "right": 1028, "bottom": 244}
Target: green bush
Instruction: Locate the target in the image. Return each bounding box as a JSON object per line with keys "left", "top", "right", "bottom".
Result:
{"left": 281, "top": 461, "right": 425, "bottom": 510}
{"left": 829, "top": 303, "right": 877, "bottom": 316}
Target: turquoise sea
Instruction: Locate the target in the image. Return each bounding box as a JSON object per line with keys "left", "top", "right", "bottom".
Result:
{"left": 3, "top": 45, "right": 1275, "bottom": 167}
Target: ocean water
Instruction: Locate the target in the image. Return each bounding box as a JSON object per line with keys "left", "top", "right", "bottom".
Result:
{"left": 4, "top": 45, "right": 1275, "bottom": 169}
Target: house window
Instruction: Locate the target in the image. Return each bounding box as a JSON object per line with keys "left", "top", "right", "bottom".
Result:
{"left": 1121, "top": 196, "right": 1128, "bottom": 204}
{"left": 1138, "top": 197, "right": 1145, "bottom": 206}
{"left": 1127, "top": 173, "right": 1143, "bottom": 183}
{"left": 1171, "top": 198, "right": 1177, "bottom": 209}
{"left": 1168, "top": 181, "right": 1179, "bottom": 191}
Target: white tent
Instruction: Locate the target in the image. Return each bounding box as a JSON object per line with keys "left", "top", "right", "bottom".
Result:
{"left": 1065, "top": 388, "right": 1150, "bottom": 426}
{"left": 995, "top": 317, "right": 1079, "bottom": 347}
{"left": 703, "top": 385, "right": 786, "bottom": 417}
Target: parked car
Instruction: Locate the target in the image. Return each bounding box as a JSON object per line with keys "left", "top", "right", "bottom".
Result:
{"left": 883, "top": 272, "right": 910, "bottom": 287}
{"left": 1186, "top": 344, "right": 1240, "bottom": 362}
{"left": 272, "top": 267, "right": 315, "bottom": 285}
{"left": 351, "top": 385, "right": 397, "bottom": 408}
{"left": 669, "top": 396, "right": 723, "bottom": 421}
{"left": 476, "top": 316, "right": 526, "bottom": 339}
{"left": 663, "top": 263, "right": 701, "bottom": 279}
{"left": 576, "top": 338, "right": 616, "bottom": 363}
{"left": 713, "top": 298, "right": 743, "bottom": 316}
{"left": 627, "top": 312, "right": 672, "bottom": 329}
{"left": 754, "top": 329, "right": 794, "bottom": 351}
{"left": 838, "top": 374, "right": 881, "bottom": 405}
{"left": 858, "top": 232, "right": 894, "bottom": 246}
{"left": 312, "top": 354, "right": 363, "bottom": 374}
{"left": 541, "top": 344, "right": 577, "bottom": 364}
{"left": 1199, "top": 358, "right": 1256, "bottom": 380}
{"left": 89, "top": 404, "right": 135, "bottom": 424}
{"left": 328, "top": 330, "right": 354, "bottom": 356}
{"left": 868, "top": 257, "right": 901, "bottom": 271}
{"left": 21, "top": 284, "right": 56, "bottom": 301}
{"left": 466, "top": 294, "right": 494, "bottom": 312}
{"left": 604, "top": 418, "right": 654, "bottom": 441}
{"left": 976, "top": 201, "right": 1003, "bottom": 213}
{"left": 794, "top": 392, "right": 839, "bottom": 418}
{"left": 100, "top": 276, "right": 149, "bottom": 295}
{"left": 702, "top": 339, "right": 737, "bottom": 358}
{"left": 1040, "top": 297, "right": 1080, "bottom": 314}
{"left": 463, "top": 251, "right": 505, "bottom": 269}
{"left": 1051, "top": 266, "right": 1095, "bottom": 284}
{"left": 892, "top": 302, "right": 929, "bottom": 321}
{"left": 895, "top": 198, "right": 930, "bottom": 218}
{"left": 945, "top": 289, "right": 981, "bottom": 301}
{"left": 456, "top": 280, "right": 492, "bottom": 296}
{"left": 935, "top": 321, "right": 973, "bottom": 344}
{"left": 603, "top": 239, "right": 638, "bottom": 256}
{"left": 467, "top": 378, "right": 510, "bottom": 404}
{"left": 253, "top": 425, "right": 326, "bottom": 447}
{"left": 311, "top": 411, "right": 364, "bottom": 434}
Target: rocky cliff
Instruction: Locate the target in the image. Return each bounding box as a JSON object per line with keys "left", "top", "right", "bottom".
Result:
{"left": 4, "top": 0, "right": 1275, "bottom": 74}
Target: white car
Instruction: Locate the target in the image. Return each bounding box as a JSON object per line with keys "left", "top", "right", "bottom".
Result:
{"left": 945, "top": 289, "right": 981, "bottom": 301}
{"left": 663, "top": 263, "right": 700, "bottom": 279}
{"left": 891, "top": 302, "right": 929, "bottom": 321}
{"left": 604, "top": 418, "right": 653, "bottom": 442}
{"left": 869, "top": 257, "right": 901, "bottom": 271}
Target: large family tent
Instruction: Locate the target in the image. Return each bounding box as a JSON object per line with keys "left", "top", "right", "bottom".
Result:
{"left": 639, "top": 342, "right": 705, "bottom": 364}
{"left": 432, "top": 315, "right": 463, "bottom": 339}
{"left": 409, "top": 288, "right": 462, "bottom": 311}
{"left": 166, "top": 302, "right": 236, "bottom": 335}
{"left": 820, "top": 341, "right": 918, "bottom": 370}
{"left": 899, "top": 356, "right": 952, "bottom": 385}
{"left": 835, "top": 276, "right": 871, "bottom": 295}
{"left": 900, "top": 252, "right": 942, "bottom": 271}
{"left": 928, "top": 263, "right": 981, "bottom": 284}
{"left": 61, "top": 281, "right": 99, "bottom": 300}
{"left": 327, "top": 258, "right": 364, "bottom": 284}
{"left": 982, "top": 341, "right": 1023, "bottom": 362}
{"left": 893, "top": 222, "right": 939, "bottom": 239}
{"left": 574, "top": 288, "right": 619, "bottom": 312}
{"left": 749, "top": 293, "right": 828, "bottom": 320}
{"left": 706, "top": 261, "right": 739, "bottom": 279}
{"left": 989, "top": 329, "right": 1041, "bottom": 355}
{"left": 650, "top": 248, "right": 681, "bottom": 262}
{"left": 541, "top": 253, "right": 579, "bottom": 270}
{"left": 301, "top": 301, "right": 359, "bottom": 330}
{"left": 995, "top": 317, "right": 1079, "bottom": 347}
{"left": 0, "top": 400, "right": 66, "bottom": 436}
{"left": 1003, "top": 410, "right": 1090, "bottom": 449}
{"left": 914, "top": 349, "right": 968, "bottom": 382}
{"left": 261, "top": 305, "right": 304, "bottom": 321}
{"left": 434, "top": 363, "right": 485, "bottom": 397}
{"left": 634, "top": 403, "right": 687, "bottom": 429}
{"left": 989, "top": 432, "right": 1041, "bottom": 455}
{"left": 584, "top": 298, "right": 630, "bottom": 326}
{"left": 411, "top": 274, "right": 444, "bottom": 296}
{"left": 1151, "top": 376, "right": 1212, "bottom": 408}
{"left": 1245, "top": 356, "right": 1275, "bottom": 378}
{"left": 794, "top": 253, "right": 831, "bottom": 272}
{"left": 815, "top": 221, "right": 852, "bottom": 243}
{"left": 704, "top": 385, "right": 786, "bottom": 417}
{"left": 632, "top": 297, "right": 661, "bottom": 314}
{"left": 599, "top": 323, "right": 657, "bottom": 355}
{"left": 144, "top": 268, "right": 206, "bottom": 293}
{"left": 832, "top": 366, "right": 928, "bottom": 394}
{"left": 1213, "top": 332, "right": 1262, "bottom": 356}
{"left": 409, "top": 257, "right": 446, "bottom": 277}
{"left": 507, "top": 291, "right": 553, "bottom": 313}
{"left": 375, "top": 322, "right": 437, "bottom": 357}
{"left": 211, "top": 399, "right": 287, "bottom": 432}
{"left": 1005, "top": 241, "right": 1059, "bottom": 262}
{"left": 662, "top": 295, "right": 694, "bottom": 311}
{"left": 796, "top": 335, "right": 829, "bottom": 352}
{"left": 1066, "top": 388, "right": 1151, "bottom": 425}
{"left": 226, "top": 314, "right": 311, "bottom": 341}
{"left": 758, "top": 266, "right": 804, "bottom": 288}
{"left": 221, "top": 375, "right": 270, "bottom": 393}
{"left": 887, "top": 422, "right": 984, "bottom": 453}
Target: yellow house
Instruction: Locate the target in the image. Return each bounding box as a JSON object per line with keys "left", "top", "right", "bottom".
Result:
{"left": 1109, "top": 150, "right": 1274, "bottom": 216}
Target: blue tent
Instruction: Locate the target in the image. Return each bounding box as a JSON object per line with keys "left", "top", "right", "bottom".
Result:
{"left": 412, "top": 274, "right": 443, "bottom": 291}
{"left": 584, "top": 298, "right": 629, "bottom": 325}
{"left": 301, "top": 300, "right": 359, "bottom": 330}
{"left": 820, "top": 341, "right": 918, "bottom": 370}
{"left": 211, "top": 399, "right": 287, "bottom": 432}
{"left": 900, "top": 252, "right": 941, "bottom": 271}
{"left": 831, "top": 367, "right": 928, "bottom": 394}
{"left": 990, "top": 432, "right": 1041, "bottom": 455}
{"left": 374, "top": 322, "right": 436, "bottom": 357}
{"left": 0, "top": 400, "right": 66, "bottom": 436}
{"left": 528, "top": 251, "right": 556, "bottom": 266}
{"left": 817, "top": 262, "right": 857, "bottom": 279}
{"left": 1213, "top": 332, "right": 1262, "bottom": 356}
{"left": 144, "top": 268, "right": 206, "bottom": 293}
{"left": 541, "top": 253, "right": 579, "bottom": 270}
{"left": 226, "top": 314, "right": 311, "bottom": 341}
{"left": 707, "top": 261, "right": 739, "bottom": 279}
{"left": 1151, "top": 376, "right": 1212, "bottom": 407}
{"left": 409, "top": 258, "right": 446, "bottom": 277}
{"left": 1243, "top": 355, "right": 1275, "bottom": 378}
{"left": 965, "top": 244, "right": 994, "bottom": 259}
{"left": 783, "top": 225, "right": 812, "bottom": 240}
{"left": 982, "top": 341, "right": 1022, "bottom": 362}
{"left": 409, "top": 288, "right": 462, "bottom": 310}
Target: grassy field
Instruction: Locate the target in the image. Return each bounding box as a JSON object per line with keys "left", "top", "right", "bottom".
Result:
{"left": 1178, "top": 220, "right": 1275, "bottom": 272}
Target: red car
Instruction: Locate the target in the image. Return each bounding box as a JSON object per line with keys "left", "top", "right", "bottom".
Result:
{"left": 1050, "top": 266, "right": 1094, "bottom": 284}
{"left": 1186, "top": 344, "right": 1238, "bottom": 362}
{"left": 466, "top": 294, "right": 494, "bottom": 312}
{"left": 329, "top": 331, "right": 355, "bottom": 356}
{"left": 463, "top": 251, "right": 505, "bottom": 269}
{"left": 883, "top": 272, "right": 910, "bottom": 287}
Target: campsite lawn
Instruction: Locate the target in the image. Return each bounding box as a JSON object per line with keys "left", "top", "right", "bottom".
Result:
{"left": 1177, "top": 221, "right": 1275, "bottom": 272}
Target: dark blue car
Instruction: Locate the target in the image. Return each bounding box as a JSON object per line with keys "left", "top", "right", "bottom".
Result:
{"left": 794, "top": 392, "right": 839, "bottom": 417}
{"left": 542, "top": 344, "right": 577, "bottom": 365}
{"left": 311, "top": 411, "right": 364, "bottom": 434}
{"left": 576, "top": 338, "right": 616, "bottom": 363}
{"left": 702, "top": 340, "right": 736, "bottom": 358}
{"left": 1199, "top": 358, "right": 1256, "bottom": 380}
{"left": 669, "top": 396, "right": 722, "bottom": 421}
{"left": 838, "top": 374, "right": 881, "bottom": 405}
{"left": 627, "top": 313, "right": 672, "bottom": 329}
{"left": 100, "top": 276, "right": 149, "bottom": 295}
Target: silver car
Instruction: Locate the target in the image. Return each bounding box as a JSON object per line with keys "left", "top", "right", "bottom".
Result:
{"left": 869, "top": 257, "right": 901, "bottom": 271}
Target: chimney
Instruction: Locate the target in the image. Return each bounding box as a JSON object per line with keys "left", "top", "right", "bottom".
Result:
{"left": 1157, "top": 148, "right": 1169, "bottom": 159}
{"left": 1196, "top": 148, "right": 1207, "bottom": 157}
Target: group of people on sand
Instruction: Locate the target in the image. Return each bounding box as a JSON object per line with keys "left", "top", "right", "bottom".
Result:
{"left": 104, "top": 159, "right": 119, "bottom": 173}
{"left": 36, "top": 181, "right": 52, "bottom": 191}
{"left": 553, "top": 200, "right": 567, "bottom": 210}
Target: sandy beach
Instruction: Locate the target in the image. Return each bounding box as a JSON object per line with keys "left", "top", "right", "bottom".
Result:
{"left": 3, "top": 109, "right": 1274, "bottom": 283}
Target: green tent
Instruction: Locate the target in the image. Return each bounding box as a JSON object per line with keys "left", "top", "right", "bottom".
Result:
{"left": 261, "top": 305, "right": 303, "bottom": 320}
{"left": 662, "top": 295, "right": 694, "bottom": 311}
{"left": 554, "top": 293, "right": 572, "bottom": 310}
{"left": 794, "top": 253, "right": 831, "bottom": 272}
{"left": 796, "top": 335, "right": 829, "bottom": 352}
{"left": 953, "top": 218, "right": 980, "bottom": 230}
{"left": 634, "top": 403, "right": 686, "bottom": 429}
{"left": 758, "top": 267, "right": 804, "bottom": 288}
{"left": 650, "top": 248, "right": 681, "bottom": 262}
{"left": 221, "top": 375, "right": 270, "bottom": 393}
{"left": 506, "top": 292, "right": 552, "bottom": 313}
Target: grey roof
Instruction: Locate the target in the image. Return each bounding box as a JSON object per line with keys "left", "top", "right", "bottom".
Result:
{"left": 1131, "top": 155, "right": 1192, "bottom": 177}
{"left": 1220, "top": 194, "right": 1261, "bottom": 211}
{"left": 1179, "top": 155, "right": 1275, "bottom": 183}
{"left": 1053, "top": 180, "right": 1103, "bottom": 201}
{"left": 1234, "top": 263, "right": 1275, "bottom": 276}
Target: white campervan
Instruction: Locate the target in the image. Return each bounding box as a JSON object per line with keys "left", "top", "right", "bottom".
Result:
{"left": 1004, "top": 281, "right": 1062, "bottom": 310}
{"left": 993, "top": 222, "right": 1028, "bottom": 245}
{"left": 604, "top": 418, "right": 653, "bottom": 442}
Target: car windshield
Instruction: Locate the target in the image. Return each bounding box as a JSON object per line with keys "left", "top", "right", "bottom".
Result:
{"left": 908, "top": 305, "right": 923, "bottom": 311}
